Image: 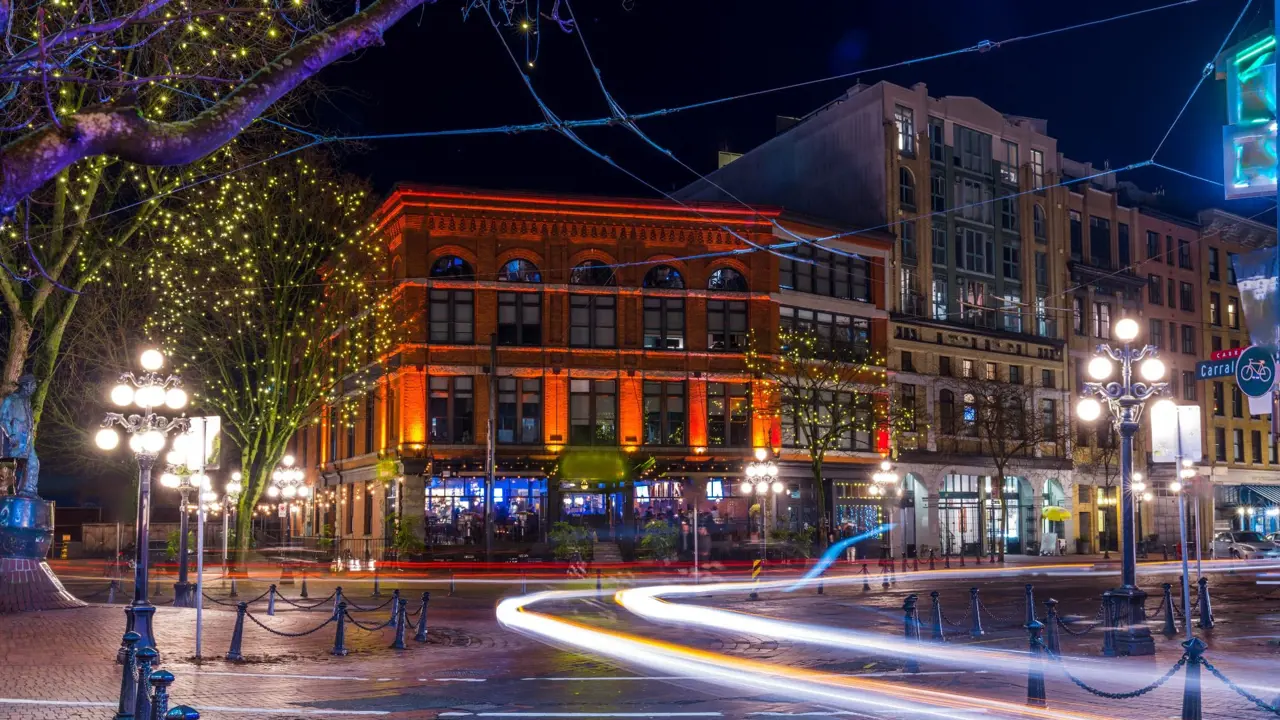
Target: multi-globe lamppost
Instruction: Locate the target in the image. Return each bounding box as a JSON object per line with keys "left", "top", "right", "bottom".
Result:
{"left": 95, "top": 348, "right": 189, "bottom": 658}
{"left": 158, "top": 467, "right": 210, "bottom": 607}
{"left": 741, "top": 449, "right": 781, "bottom": 558}
{"left": 1075, "top": 317, "right": 1167, "bottom": 656}
{"left": 868, "top": 459, "right": 900, "bottom": 558}
{"left": 223, "top": 472, "right": 243, "bottom": 573}
{"left": 267, "top": 455, "right": 309, "bottom": 546}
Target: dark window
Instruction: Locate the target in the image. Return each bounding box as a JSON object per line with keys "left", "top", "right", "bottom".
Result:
{"left": 1042, "top": 369, "right": 1056, "bottom": 388}
{"left": 1089, "top": 216, "right": 1111, "bottom": 267}
{"left": 1168, "top": 321, "right": 1176, "bottom": 352}
{"left": 902, "top": 351, "right": 915, "bottom": 372}
{"left": 428, "top": 376, "right": 474, "bottom": 444}
{"left": 570, "top": 295, "right": 616, "bottom": 348}
{"left": 707, "top": 382, "right": 751, "bottom": 447}
{"left": 1040, "top": 399, "right": 1058, "bottom": 439}
{"left": 1212, "top": 335, "right": 1222, "bottom": 352}
{"left": 1232, "top": 385, "right": 1243, "bottom": 418}
{"left": 1210, "top": 292, "right": 1221, "bottom": 325}
{"left": 1149, "top": 319, "right": 1163, "bottom": 348}
{"left": 901, "top": 223, "right": 917, "bottom": 263}
{"left": 1227, "top": 252, "right": 1238, "bottom": 284}
{"left": 643, "top": 265, "right": 685, "bottom": 289}
{"left": 363, "top": 394, "right": 375, "bottom": 454}
{"left": 1215, "top": 427, "right": 1227, "bottom": 461}
{"left": 431, "top": 255, "right": 474, "bottom": 278}
{"left": 957, "top": 226, "right": 994, "bottom": 274}
{"left": 569, "top": 379, "right": 617, "bottom": 446}
{"left": 1208, "top": 248, "right": 1220, "bottom": 281}
{"left": 1253, "top": 430, "right": 1263, "bottom": 463}
{"left": 1009, "top": 365, "right": 1023, "bottom": 384}
{"left": 1178, "top": 240, "right": 1192, "bottom": 269}
{"left": 1000, "top": 197, "right": 1018, "bottom": 231}
{"left": 901, "top": 384, "right": 918, "bottom": 431}
{"left": 1148, "top": 274, "right": 1162, "bottom": 304}
{"left": 429, "top": 290, "right": 474, "bottom": 344}
{"left": 327, "top": 408, "right": 338, "bottom": 462}
{"left": 780, "top": 306, "right": 870, "bottom": 362}
{"left": 778, "top": 245, "right": 872, "bottom": 301}
{"left": 1035, "top": 252, "right": 1048, "bottom": 286}
{"left": 497, "top": 292, "right": 541, "bottom": 346}
{"left": 1002, "top": 243, "right": 1020, "bottom": 280}
{"left": 939, "top": 390, "right": 955, "bottom": 434}
{"left": 1146, "top": 231, "right": 1160, "bottom": 260}
{"left": 497, "top": 258, "right": 541, "bottom": 283}
{"left": 931, "top": 172, "right": 946, "bottom": 212}
{"left": 1181, "top": 325, "right": 1195, "bottom": 354}
{"left": 707, "top": 300, "right": 748, "bottom": 351}
{"left": 1118, "top": 222, "right": 1130, "bottom": 267}
{"left": 939, "top": 356, "right": 953, "bottom": 377}
{"left": 708, "top": 267, "right": 749, "bottom": 291}
{"left": 899, "top": 168, "right": 916, "bottom": 207}
{"left": 344, "top": 483, "right": 354, "bottom": 535}
{"left": 1182, "top": 372, "right": 1197, "bottom": 401}
{"left": 1033, "top": 205, "right": 1046, "bottom": 243}
{"left": 497, "top": 378, "right": 541, "bottom": 445}
{"left": 928, "top": 117, "right": 946, "bottom": 162}
{"left": 932, "top": 226, "right": 947, "bottom": 266}
{"left": 954, "top": 124, "right": 991, "bottom": 172}
{"left": 1072, "top": 296, "right": 1084, "bottom": 335}
{"left": 569, "top": 260, "right": 616, "bottom": 286}
{"left": 1167, "top": 278, "right": 1176, "bottom": 308}
{"left": 643, "top": 381, "right": 686, "bottom": 446}
{"left": 362, "top": 481, "right": 374, "bottom": 536}
{"left": 1069, "top": 210, "right": 1082, "bottom": 258}
{"left": 1179, "top": 282, "right": 1195, "bottom": 312}
{"left": 346, "top": 416, "right": 355, "bottom": 458}
{"left": 644, "top": 297, "right": 685, "bottom": 349}
{"left": 1234, "top": 429, "right": 1245, "bottom": 462}
{"left": 1213, "top": 382, "right": 1225, "bottom": 416}
{"left": 1166, "top": 236, "right": 1174, "bottom": 266}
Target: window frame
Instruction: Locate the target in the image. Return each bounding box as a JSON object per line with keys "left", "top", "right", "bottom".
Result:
{"left": 496, "top": 377, "right": 542, "bottom": 445}
{"left": 569, "top": 379, "right": 617, "bottom": 446}
{"left": 428, "top": 289, "right": 475, "bottom": 344}
{"left": 428, "top": 375, "right": 475, "bottom": 444}
{"left": 496, "top": 291, "right": 542, "bottom": 346}
{"left": 643, "top": 380, "right": 687, "bottom": 447}
{"left": 707, "top": 382, "right": 751, "bottom": 448}
{"left": 643, "top": 296, "right": 686, "bottom": 350}
{"left": 569, "top": 294, "right": 616, "bottom": 348}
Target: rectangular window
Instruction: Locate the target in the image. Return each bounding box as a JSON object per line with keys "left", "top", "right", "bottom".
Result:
{"left": 1209, "top": 247, "right": 1220, "bottom": 281}
{"left": 707, "top": 299, "right": 748, "bottom": 351}
{"left": 1168, "top": 321, "right": 1176, "bottom": 352}
{"left": 570, "top": 295, "right": 616, "bottom": 348}
{"left": 1035, "top": 252, "right": 1048, "bottom": 286}
{"left": 958, "top": 226, "right": 994, "bottom": 273}
{"left": 1234, "top": 429, "right": 1245, "bottom": 462}
{"left": 1000, "top": 197, "right": 1018, "bottom": 231}
{"left": 643, "top": 381, "right": 686, "bottom": 446}
{"left": 428, "top": 376, "right": 474, "bottom": 444}
{"left": 985, "top": 362, "right": 998, "bottom": 381}
{"left": 1181, "top": 325, "right": 1195, "bottom": 354}
{"left": 895, "top": 105, "right": 915, "bottom": 154}
{"left": 1069, "top": 210, "right": 1082, "bottom": 258}
{"left": 1118, "top": 222, "right": 1130, "bottom": 267}
{"left": 902, "top": 351, "right": 915, "bottom": 372}
{"left": 1179, "top": 282, "right": 1195, "bottom": 312}
{"left": 1228, "top": 297, "right": 1239, "bottom": 329}
{"left": 1073, "top": 295, "right": 1085, "bottom": 335}
{"left": 1149, "top": 318, "right": 1163, "bottom": 349}
{"left": 928, "top": 117, "right": 945, "bottom": 162}
{"left": 901, "top": 222, "right": 918, "bottom": 262}
{"left": 1147, "top": 274, "right": 1163, "bottom": 304}
{"left": 1042, "top": 369, "right": 1056, "bottom": 388}
{"left": 327, "top": 408, "right": 338, "bottom": 462}
{"left": 1000, "top": 139, "right": 1019, "bottom": 184}
{"left": 428, "top": 289, "right": 474, "bottom": 344}
{"left": 1253, "top": 430, "right": 1263, "bottom": 463}
{"left": 962, "top": 359, "right": 975, "bottom": 378}
{"left": 901, "top": 384, "right": 918, "bottom": 431}
{"left": 497, "top": 378, "right": 541, "bottom": 445}
{"left": 569, "top": 379, "right": 617, "bottom": 446}
{"left": 1227, "top": 252, "right": 1238, "bottom": 284}
{"left": 931, "top": 225, "right": 947, "bottom": 266}
{"left": 1212, "top": 334, "right": 1223, "bottom": 352}
{"left": 1182, "top": 371, "right": 1197, "bottom": 401}
{"left": 954, "top": 124, "right": 992, "bottom": 173}
{"left": 1040, "top": 399, "right": 1057, "bottom": 438}
{"left": 346, "top": 417, "right": 355, "bottom": 459}
{"left": 1146, "top": 230, "right": 1160, "bottom": 260}
{"left": 780, "top": 306, "right": 871, "bottom": 362}
{"left": 497, "top": 291, "right": 542, "bottom": 346}
{"left": 1232, "top": 385, "right": 1243, "bottom": 418}
{"left": 643, "top": 297, "right": 685, "bottom": 350}
{"left": 778, "top": 246, "right": 872, "bottom": 301}
{"left": 344, "top": 483, "right": 353, "bottom": 536}
{"left": 1210, "top": 292, "right": 1221, "bottom": 325}
{"left": 1030, "top": 149, "right": 1045, "bottom": 188}
{"left": 1178, "top": 240, "right": 1192, "bottom": 269}
{"left": 1036, "top": 292, "right": 1050, "bottom": 337}
{"left": 707, "top": 382, "right": 750, "bottom": 447}
{"left": 1002, "top": 243, "right": 1020, "bottom": 279}
{"left": 1002, "top": 288, "right": 1022, "bottom": 333}
{"left": 958, "top": 179, "right": 994, "bottom": 224}
{"left": 1092, "top": 301, "right": 1111, "bottom": 338}
{"left": 1215, "top": 427, "right": 1227, "bottom": 461}
{"left": 1009, "top": 365, "right": 1023, "bottom": 384}
{"left": 932, "top": 277, "right": 949, "bottom": 321}
{"left": 931, "top": 174, "right": 946, "bottom": 213}
{"left": 1166, "top": 235, "right": 1174, "bottom": 266}
{"left": 1213, "top": 382, "right": 1225, "bottom": 416}
{"left": 940, "top": 356, "right": 953, "bottom": 377}
{"left": 363, "top": 393, "right": 375, "bottom": 454}
{"left": 960, "top": 278, "right": 993, "bottom": 327}
{"left": 1089, "top": 216, "right": 1111, "bottom": 267}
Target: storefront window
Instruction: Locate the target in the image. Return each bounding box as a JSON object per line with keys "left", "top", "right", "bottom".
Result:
{"left": 636, "top": 481, "right": 684, "bottom": 521}
{"left": 425, "top": 477, "right": 546, "bottom": 544}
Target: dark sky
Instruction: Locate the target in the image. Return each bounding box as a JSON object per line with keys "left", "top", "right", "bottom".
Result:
{"left": 317, "top": 0, "right": 1272, "bottom": 220}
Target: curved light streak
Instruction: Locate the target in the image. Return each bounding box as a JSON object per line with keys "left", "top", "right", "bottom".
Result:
{"left": 782, "top": 524, "right": 890, "bottom": 592}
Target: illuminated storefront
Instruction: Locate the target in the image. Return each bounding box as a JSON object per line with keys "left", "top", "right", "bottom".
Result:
{"left": 425, "top": 476, "right": 547, "bottom": 544}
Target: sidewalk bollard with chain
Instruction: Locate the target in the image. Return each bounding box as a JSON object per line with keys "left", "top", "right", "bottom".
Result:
{"left": 332, "top": 587, "right": 344, "bottom": 620}
{"left": 108, "top": 579, "right": 118, "bottom": 605}
{"left": 300, "top": 574, "right": 309, "bottom": 599}
{"left": 390, "top": 599, "right": 408, "bottom": 650}
{"left": 929, "top": 591, "right": 945, "bottom": 642}
{"left": 1043, "top": 599, "right": 1061, "bottom": 656}
{"left": 225, "top": 603, "right": 247, "bottom": 662}
{"left": 1025, "top": 620, "right": 1046, "bottom": 708}
{"left": 1162, "top": 583, "right": 1177, "bottom": 636}
{"left": 449, "top": 572, "right": 456, "bottom": 596}
{"left": 903, "top": 595, "right": 920, "bottom": 673}
{"left": 389, "top": 589, "right": 401, "bottom": 625}
{"left": 114, "top": 631, "right": 140, "bottom": 720}
{"left": 929, "top": 548, "right": 936, "bottom": 571}
{"left": 134, "top": 647, "right": 157, "bottom": 720}
{"left": 415, "top": 592, "right": 430, "bottom": 643}
{"left": 881, "top": 559, "right": 890, "bottom": 590}
{"left": 901, "top": 553, "right": 908, "bottom": 573}
{"left": 944, "top": 549, "right": 951, "bottom": 569}
{"left": 1197, "top": 577, "right": 1214, "bottom": 630}
{"left": 331, "top": 602, "right": 349, "bottom": 656}
{"left": 862, "top": 563, "right": 870, "bottom": 592}
{"left": 229, "top": 577, "right": 238, "bottom": 598}
{"left": 149, "top": 669, "right": 175, "bottom": 719}
{"left": 968, "top": 587, "right": 985, "bottom": 637}
{"left": 373, "top": 567, "right": 382, "bottom": 598}
{"left": 913, "top": 555, "right": 919, "bottom": 572}
{"left": 266, "top": 585, "right": 276, "bottom": 616}
{"left": 596, "top": 568, "right": 603, "bottom": 596}
{"left": 1181, "top": 637, "right": 1205, "bottom": 720}
{"left": 1024, "top": 584, "right": 1036, "bottom": 625}
{"left": 1163, "top": 544, "right": 1169, "bottom": 561}
{"left": 1101, "top": 591, "right": 1117, "bottom": 657}
{"left": 521, "top": 573, "right": 527, "bottom": 595}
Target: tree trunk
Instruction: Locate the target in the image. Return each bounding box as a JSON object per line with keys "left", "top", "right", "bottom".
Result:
{"left": 1, "top": 319, "right": 32, "bottom": 395}
{"left": 977, "top": 478, "right": 988, "bottom": 558}
{"left": 810, "top": 458, "right": 829, "bottom": 550}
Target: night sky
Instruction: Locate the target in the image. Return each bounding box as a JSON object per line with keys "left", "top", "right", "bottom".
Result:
{"left": 314, "top": 0, "right": 1274, "bottom": 221}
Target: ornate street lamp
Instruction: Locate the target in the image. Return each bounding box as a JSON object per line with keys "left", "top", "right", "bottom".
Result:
{"left": 159, "top": 468, "right": 209, "bottom": 607}
{"left": 869, "top": 459, "right": 900, "bottom": 559}
{"left": 740, "top": 448, "right": 782, "bottom": 559}
{"left": 269, "top": 455, "right": 309, "bottom": 547}
{"left": 96, "top": 348, "right": 188, "bottom": 659}
{"left": 223, "top": 472, "right": 243, "bottom": 573}
{"left": 1075, "top": 317, "right": 1167, "bottom": 656}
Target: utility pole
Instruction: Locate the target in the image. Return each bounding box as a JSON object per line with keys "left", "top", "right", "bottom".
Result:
{"left": 485, "top": 334, "right": 497, "bottom": 564}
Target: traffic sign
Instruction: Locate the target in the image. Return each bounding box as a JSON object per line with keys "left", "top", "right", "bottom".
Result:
{"left": 1211, "top": 347, "right": 1246, "bottom": 361}
{"left": 1196, "top": 358, "right": 1236, "bottom": 380}
{"left": 1235, "top": 344, "right": 1277, "bottom": 397}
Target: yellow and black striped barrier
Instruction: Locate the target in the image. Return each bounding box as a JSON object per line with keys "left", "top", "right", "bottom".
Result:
{"left": 749, "top": 559, "right": 761, "bottom": 601}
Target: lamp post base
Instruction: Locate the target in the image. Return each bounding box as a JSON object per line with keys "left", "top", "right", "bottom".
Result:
{"left": 172, "top": 581, "right": 195, "bottom": 608}
{"left": 1104, "top": 585, "right": 1154, "bottom": 657}
{"left": 118, "top": 604, "right": 159, "bottom": 663}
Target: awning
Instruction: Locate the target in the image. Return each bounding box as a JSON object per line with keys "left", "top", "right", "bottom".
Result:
{"left": 1244, "top": 485, "right": 1280, "bottom": 505}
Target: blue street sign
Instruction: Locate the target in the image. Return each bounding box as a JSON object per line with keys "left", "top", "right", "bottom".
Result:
{"left": 1196, "top": 358, "right": 1237, "bottom": 380}
{"left": 1235, "top": 344, "right": 1277, "bottom": 397}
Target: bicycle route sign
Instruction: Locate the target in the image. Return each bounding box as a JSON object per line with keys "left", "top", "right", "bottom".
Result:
{"left": 1235, "top": 344, "right": 1277, "bottom": 397}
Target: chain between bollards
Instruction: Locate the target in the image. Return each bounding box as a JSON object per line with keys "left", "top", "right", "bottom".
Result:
{"left": 114, "top": 632, "right": 140, "bottom": 720}
{"left": 1162, "top": 583, "right": 1177, "bottom": 637}
{"left": 415, "top": 592, "right": 430, "bottom": 643}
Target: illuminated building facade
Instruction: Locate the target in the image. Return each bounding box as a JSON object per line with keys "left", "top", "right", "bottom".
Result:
{"left": 294, "top": 187, "right": 891, "bottom": 557}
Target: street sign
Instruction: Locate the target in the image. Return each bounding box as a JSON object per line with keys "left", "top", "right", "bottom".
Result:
{"left": 1235, "top": 344, "right": 1277, "bottom": 397}
{"left": 1196, "top": 358, "right": 1237, "bottom": 380}
{"left": 1151, "top": 403, "right": 1204, "bottom": 464}
{"left": 1211, "top": 347, "right": 1246, "bottom": 361}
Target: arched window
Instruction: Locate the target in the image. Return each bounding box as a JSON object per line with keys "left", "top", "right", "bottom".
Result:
{"left": 431, "top": 255, "right": 474, "bottom": 278}
{"left": 899, "top": 167, "right": 916, "bottom": 207}
{"left": 569, "top": 260, "right": 616, "bottom": 286}
{"left": 939, "top": 390, "right": 955, "bottom": 434}
{"left": 1033, "top": 205, "right": 1046, "bottom": 242}
{"left": 707, "top": 267, "right": 748, "bottom": 292}
{"left": 497, "top": 258, "right": 541, "bottom": 283}
{"left": 643, "top": 265, "right": 685, "bottom": 289}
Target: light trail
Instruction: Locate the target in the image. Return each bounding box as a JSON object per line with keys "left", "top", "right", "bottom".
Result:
{"left": 498, "top": 590, "right": 1122, "bottom": 720}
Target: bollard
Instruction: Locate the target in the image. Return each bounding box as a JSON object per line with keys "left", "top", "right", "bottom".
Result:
{"left": 913, "top": 555, "right": 919, "bottom": 572}
{"left": 862, "top": 563, "right": 870, "bottom": 592}
{"left": 521, "top": 573, "right": 527, "bottom": 595}
{"left": 968, "top": 587, "right": 985, "bottom": 637}
{"left": 390, "top": 599, "right": 408, "bottom": 650}
{"left": 902, "top": 553, "right": 909, "bottom": 573}
{"left": 1043, "top": 599, "right": 1061, "bottom": 656}
{"left": 267, "top": 585, "right": 276, "bottom": 616}
{"left": 148, "top": 669, "right": 175, "bottom": 720}
{"left": 929, "top": 591, "right": 945, "bottom": 642}
{"left": 280, "top": 563, "right": 295, "bottom": 587}
{"left": 881, "top": 560, "right": 890, "bottom": 590}
{"left": 944, "top": 550, "right": 951, "bottom": 569}
{"left": 1162, "top": 583, "right": 1177, "bottom": 636}
{"left": 1197, "top": 577, "right": 1214, "bottom": 630}
{"left": 959, "top": 547, "right": 966, "bottom": 567}
{"left": 1163, "top": 544, "right": 1170, "bottom": 562}
{"left": 596, "top": 568, "right": 603, "bottom": 596}
{"left": 331, "top": 602, "right": 349, "bottom": 656}
{"left": 1181, "top": 637, "right": 1205, "bottom": 720}
{"left": 133, "top": 647, "right": 157, "bottom": 720}
{"left": 332, "top": 587, "right": 344, "bottom": 621}
{"left": 229, "top": 577, "right": 238, "bottom": 598}
{"left": 108, "top": 579, "right": 118, "bottom": 605}
{"left": 449, "top": 572, "right": 456, "bottom": 597}
{"left": 1101, "top": 591, "right": 1117, "bottom": 657}
{"left": 114, "top": 631, "right": 140, "bottom": 720}
{"left": 415, "top": 592, "right": 430, "bottom": 643}
{"left": 166, "top": 706, "right": 199, "bottom": 720}
{"left": 301, "top": 575, "right": 309, "bottom": 599}
{"left": 225, "top": 602, "right": 247, "bottom": 662}
{"left": 903, "top": 595, "right": 920, "bottom": 673}
{"left": 372, "top": 568, "right": 382, "bottom": 598}
{"left": 389, "top": 589, "right": 401, "bottom": 625}
{"left": 1025, "top": 620, "right": 1046, "bottom": 708}
{"left": 929, "top": 548, "right": 936, "bottom": 571}
{"left": 1024, "top": 584, "right": 1037, "bottom": 625}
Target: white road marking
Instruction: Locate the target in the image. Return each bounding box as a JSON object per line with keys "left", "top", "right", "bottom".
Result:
{"left": 854, "top": 670, "right": 987, "bottom": 678}
{"left": 439, "top": 714, "right": 723, "bottom": 718}
{"left": 0, "top": 698, "right": 389, "bottom": 716}
{"left": 426, "top": 677, "right": 488, "bottom": 682}
{"left": 522, "top": 676, "right": 704, "bottom": 681}
{"left": 195, "top": 670, "right": 372, "bottom": 681}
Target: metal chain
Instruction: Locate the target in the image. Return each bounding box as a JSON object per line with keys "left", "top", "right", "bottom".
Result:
{"left": 977, "top": 597, "right": 1014, "bottom": 624}
{"left": 1200, "top": 657, "right": 1280, "bottom": 715}
{"left": 244, "top": 610, "right": 335, "bottom": 638}
{"left": 79, "top": 583, "right": 116, "bottom": 600}
{"left": 1047, "top": 646, "right": 1187, "bottom": 699}
{"left": 343, "top": 611, "right": 395, "bottom": 632}
{"left": 940, "top": 606, "right": 972, "bottom": 628}
{"left": 201, "top": 588, "right": 272, "bottom": 607}
{"left": 1144, "top": 595, "right": 1166, "bottom": 620}
{"left": 275, "top": 591, "right": 337, "bottom": 610}
{"left": 1054, "top": 613, "right": 1102, "bottom": 636}
{"left": 345, "top": 596, "right": 395, "bottom": 612}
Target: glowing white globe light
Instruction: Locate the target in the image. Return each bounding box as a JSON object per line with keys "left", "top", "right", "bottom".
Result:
{"left": 880, "top": 460, "right": 892, "bottom": 472}
{"left": 134, "top": 385, "right": 165, "bottom": 408}
{"left": 159, "top": 473, "right": 179, "bottom": 488}
{"left": 745, "top": 464, "right": 759, "bottom": 478}
{"left": 272, "top": 470, "right": 283, "bottom": 482}
{"left": 282, "top": 454, "right": 295, "bottom": 467}
{"left": 1151, "top": 399, "right": 1177, "bottom": 425}
{"left": 766, "top": 463, "right": 779, "bottom": 477}
{"left": 754, "top": 448, "right": 768, "bottom": 462}
{"left": 201, "top": 490, "right": 217, "bottom": 503}
{"left": 1170, "top": 481, "right": 1182, "bottom": 493}
{"left": 95, "top": 428, "right": 120, "bottom": 450}
{"left": 770, "top": 481, "right": 784, "bottom": 494}
{"left": 1076, "top": 397, "right": 1102, "bottom": 422}
{"left": 1180, "top": 468, "right": 1196, "bottom": 479}
{"left": 140, "top": 349, "right": 165, "bottom": 371}
{"left": 1142, "top": 492, "right": 1153, "bottom": 502}
{"left": 1132, "top": 481, "right": 1146, "bottom": 493}
{"left": 226, "top": 480, "right": 242, "bottom": 496}
{"left": 283, "top": 485, "right": 297, "bottom": 499}
{"left": 231, "top": 471, "right": 242, "bottom": 481}
{"left": 110, "top": 384, "right": 135, "bottom": 407}
{"left": 1139, "top": 358, "right": 1166, "bottom": 382}
{"left": 297, "top": 486, "right": 311, "bottom": 498}
{"left": 1114, "top": 318, "right": 1139, "bottom": 341}
{"left": 1087, "top": 357, "right": 1114, "bottom": 381}
{"left": 164, "top": 387, "right": 188, "bottom": 410}
{"left": 166, "top": 450, "right": 185, "bottom": 466}
{"left": 755, "top": 481, "right": 769, "bottom": 494}
{"left": 128, "top": 433, "right": 145, "bottom": 453}
{"left": 267, "top": 485, "right": 280, "bottom": 498}
{"left": 739, "top": 482, "right": 752, "bottom": 494}
{"left": 141, "top": 430, "right": 166, "bottom": 454}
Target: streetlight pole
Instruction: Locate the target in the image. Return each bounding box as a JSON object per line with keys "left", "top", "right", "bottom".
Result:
{"left": 96, "top": 348, "right": 189, "bottom": 659}
{"left": 224, "top": 472, "right": 242, "bottom": 576}
{"left": 1076, "top": 317, "right": 1167, "bottom": 657}
{"left": 742, "top": 449, "right": 781, "bottom": 569}
{"left": 869, "top": 459, "right": 899, "bottom": 562}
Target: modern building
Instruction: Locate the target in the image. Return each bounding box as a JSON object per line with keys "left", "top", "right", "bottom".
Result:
{"left": 681, "top": 80, "right": 1076, "bottom": 558}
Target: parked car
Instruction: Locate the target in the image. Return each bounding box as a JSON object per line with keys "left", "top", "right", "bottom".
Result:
{"left": 1212, "top": 531, "right": 1280, "bottom": 559}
